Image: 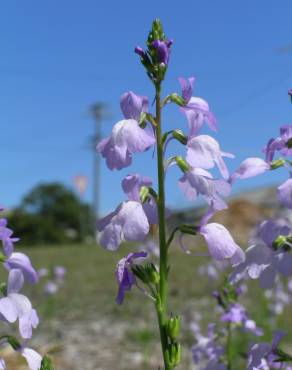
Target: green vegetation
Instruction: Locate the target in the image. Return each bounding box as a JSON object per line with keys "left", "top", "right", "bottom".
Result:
{"left": 7, "top": 183, "right": 93, "bottom": 245}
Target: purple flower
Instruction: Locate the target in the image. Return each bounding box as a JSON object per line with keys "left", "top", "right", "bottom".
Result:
{"left": 203, "top": 361, "right": 227, "bottom": 370}
{"left": 178, "top": 76, "right": 195, "bottom": 103}
{"left": 178, "top": 167, "right": 231, "bottom": 210}
{"left": 120, "top": 91, "right": 148, "bottom": 121}
{"left": 19, "top": 346, "right": 42, "bottom": 370}
{"left": 115, "top": 251, "right": 147, "bottom": 304}
{"left": 134, "top": 46, "right": 146, "bottom": 58}
{"left": 54, "top": 266, "right": 66, "bottom": 281}
{"left": 0, "top": 218, "right": 19, "bottom": 257}
{"left": 254, "top": 219, "right": 290, "bottom": 248}
{"left": 179, "top": 77, "right": 217, "bottom": 136}
{"left": 230, "top": 157, "right": 270, "bottom": 183}
{"left": 289, "top": 89, "right": 292, "bottom": 98}
{"left": 221, "top": 303, "right": 263, "bottom": 336}
{"left": 44, "top": 281, "right": 58, "bottom": 295}
{"left": 4, "top": 252, "right": 38, "bottom": 284}
{"left": 192, "top": 323, "right": 224, "bottom": 365}
{"left": 221, "top": 303, "right": 246, "bottom": 324}
{"left": 97, "top": 201, "right": 150, "bottom": 250}
{"left": 264, "top": 137, "right": 284, "bottom": 163}
{"left": 37, "top": 268, "right": 48, "bottom": 278}
{"left": 263, "top": 125, "right": 292, "bottom": 161}
{"left": 199, "top": 222, "right": 245, "bottom": 265}
{"left": 122, "top": 173, "right": 158, "bottom": 224}
{"left": 230, "top": 219, "right": 292, "bottom": 288}
{"left": 277, "top": 178, "right": 292, "bottom": 209}
{"left": 186, "top": 135, "right": 234, "bottom": 180}
{"left": 97, "top": 119, "right": 155, "bottom": 170}
{"left": 122, "top": 173, "right": 152, "bottom": 201}
{"left": 0, "top": 359, "right": 5, "bottom": 369}
{"left": 152, "top": 39, "right": 173, "bottom": 64}
{"left": 279, "top": 125, "right": 292, "bottom": 156}
{"left": 19, "top": 309, "right": 39, "bottom": 339}
{"left": 0, "top": 269, "right": 39, "bottom": 339}
{"left": 247, "top": 331, "right": 287, "bottom": 370}
{"left": 179, "top": 204, "right": 244, "bottom": 264}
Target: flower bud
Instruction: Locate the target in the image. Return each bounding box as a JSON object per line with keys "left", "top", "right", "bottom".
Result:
{"left": 149, "top": 268, "right": 160, "bottom": 285}
{"left": 175, "top": 156, "right": 190, "bottom": 173}
{"left": 134, "top": 46, "right": 146, "bottom": 58}
{"left": 166, "top": 315, "right": 181, "bottom": 340}
{"left": 152, "top": 19, "right": 164, "bottom": 39}
{"left": 288, "top": 89, "right": 292, "bottom": 103}
{"left": 166, "top": 342, "right": 181, "bottom": 367}
{"left": 132, "top": 263, "right": 159, "bottom": 285}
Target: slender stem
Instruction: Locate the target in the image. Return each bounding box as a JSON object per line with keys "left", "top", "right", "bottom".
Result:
{"left": 155, "top": 82, "right": 172, "bottom": 370}
{"left": 226, "top": 323, "right": 232, "bottom": 370}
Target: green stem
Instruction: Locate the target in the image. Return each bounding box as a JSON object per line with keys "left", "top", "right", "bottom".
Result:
{"left": 226, "top": 323, "right": 232, "bottom": 370}
{"left": 155, "top": 82, "right": 172, "bottom": 370}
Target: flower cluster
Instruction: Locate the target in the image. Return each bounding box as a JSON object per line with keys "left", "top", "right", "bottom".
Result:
{"left": 0, "top": 209, "right": 46, "bottom": 370}
{"left": 96, "top": 18, "right": 292, "bottom": 370}
{"left": 97, "top": 61, "right": 245, "bottom": 285}
{"left": 191, "top": 323, "right": 226, "bottom": 370}
{"left": 189, "top": 284, "right": 251, "bottom": 369}
{"left": 95, "top": 19, "right": 247, "bottom": 370}
{"left": 229, "top": 105, "right": 292, "bottom": 289}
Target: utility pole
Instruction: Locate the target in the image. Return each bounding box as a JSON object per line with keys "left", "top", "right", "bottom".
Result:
{"left": 90, "top": 102, "right": 107, "bottom": 236}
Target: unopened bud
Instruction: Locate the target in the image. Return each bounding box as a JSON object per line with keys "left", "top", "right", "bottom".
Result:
{"left": 132, "top": 263, "right": 159, "bottom": 285}
{"left": 152, "top": 19, "right": 163, "bottom": 37}
{"left": 166, "top": 315, "right": 181, "bottom": 340}
{"left": 166, "top": 342, "right": 181, "bottom": 367}
{"left": 149, "top": 269, "right": 160, "bottom": 285}
{"left": 157, "top": 62, "right": 167, "bottom": 80}
{"left": 134, "top": 46, "right": 146, "bottom": 58}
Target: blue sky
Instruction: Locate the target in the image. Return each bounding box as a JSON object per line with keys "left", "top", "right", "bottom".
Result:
{"left": 0, "top": 0, "right": 291, "bottom": 215}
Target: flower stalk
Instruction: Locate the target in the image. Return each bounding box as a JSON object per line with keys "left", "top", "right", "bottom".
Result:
{"left": 155, "top": 81, "right": 173, "bottom": 369}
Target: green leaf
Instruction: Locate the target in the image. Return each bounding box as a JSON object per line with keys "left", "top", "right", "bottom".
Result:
{"left": 40, "top": 356, "right": 54, "bottom": 370}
